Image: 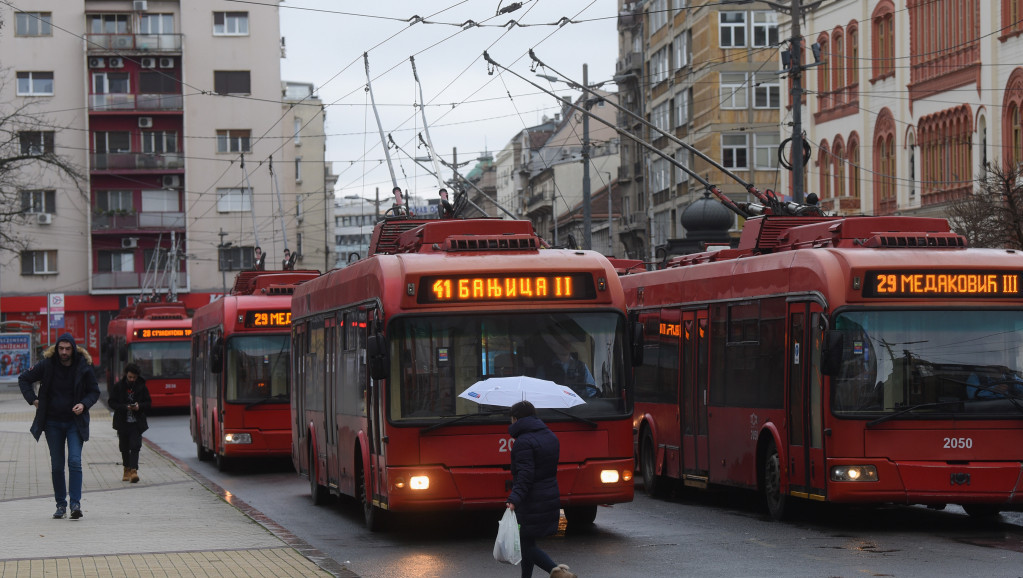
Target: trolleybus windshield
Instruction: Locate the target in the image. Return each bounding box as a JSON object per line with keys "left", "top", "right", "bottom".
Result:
{"left": 388, "top": 312, "right": 630, "bottom": 423}
{"left": 129, "top": 341, "right": 191, "bottom": 379}
{"left": 224, "top": 335, "right": 290, "bottom": 403}
{"left": 830, "top": 310, "right": 1023, "bottom": 418}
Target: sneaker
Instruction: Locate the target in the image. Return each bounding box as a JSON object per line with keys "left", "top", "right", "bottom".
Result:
{"left": 550, "top": 564, "right": 577, "bottom": 578}
{"left": 52, "top": 506, "right": 66, "bottom": 519}
{"left": 70, "top": 504, "right": 83, "bottom": 519}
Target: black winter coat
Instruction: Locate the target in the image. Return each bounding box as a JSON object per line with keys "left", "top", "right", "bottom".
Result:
{"left": 507, "top": 415, "right": 561, "bottom": 537}
{"left": 18, "top": 345, "right": 100, "bottom": 441}
{"left": 109, "top": 375, "right": 152, "bottom": 433}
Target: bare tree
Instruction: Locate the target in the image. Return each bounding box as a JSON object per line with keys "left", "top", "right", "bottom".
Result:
{"left": 0, "top": 77, "right": 87, "bottom": 256}
{"left": 946, "top": 163, "right": 1023, "bottom": 250}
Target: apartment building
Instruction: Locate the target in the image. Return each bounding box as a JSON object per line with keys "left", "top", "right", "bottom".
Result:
{"left": 781, "top": 0, "right": 1023, "bottom": 219}
{"left": 0, "top": 1, "right": 327, "bottom": 360}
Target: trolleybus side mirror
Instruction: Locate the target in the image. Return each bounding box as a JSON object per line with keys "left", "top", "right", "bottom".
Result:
{"left": 821, "top": 330, "right": 844, "bottom": 377}
{"left": 367, "top": 334, "right": 390, "bottom": 381}
{"left": 631, "top": 321, "right": 644, "bottom": 366}
{"left": 211, "top": 337, "right": 224, "bottom": 372}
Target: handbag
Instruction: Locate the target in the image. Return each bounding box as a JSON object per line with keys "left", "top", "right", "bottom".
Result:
{"left": 493, "top": 508, "right": 522, "bottom": 565}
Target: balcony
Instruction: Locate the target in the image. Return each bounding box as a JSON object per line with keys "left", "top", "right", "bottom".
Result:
{"left": 89, "top": 93, "right": 183, "bottom": 111}
{"left": 616, "top": 52, "right": 643, "bottom": 75}
{"left": 93, "top": 271, "right": 187, "bottom": 291}
{"left": 92, "top": 211, "right": 185, "bottom": 231}
{"left": 86, "top": 33, "right": 182, "bottom": 52}
{"left": 91, "top": 152, "right": 184, "bottom": 171}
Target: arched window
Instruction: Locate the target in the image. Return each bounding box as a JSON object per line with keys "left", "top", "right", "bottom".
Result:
{"left": 873, "top": 109, "right": 896, "bottom": 214}
{"left": 871, "top": 1, "right": 895, "bottom": 80}
{"left": 848, "top": 133, "right": 861, "bottom": 202}
{"left": 832, "top": 137, "right": 846, "bottom": 200}
{"left": 1004, "top": 0, "right": 1023, "bottom": 38}
{"left": 817, "top": 34, "right": 830, "bottom": 109}
{"left": 1002, "top": 68, "right": 1023, "bottom": 169}
{"left": 917, "top": 105, "right": 973, "bottom": 204}
{"left": 832, "top": 28, "right": 844, "bottom": 96}
{"left": 846, "top": 22, "right": 859, "bottom": 89}
{"left": 818, "top": 139, "right": 831, "bottom": 200}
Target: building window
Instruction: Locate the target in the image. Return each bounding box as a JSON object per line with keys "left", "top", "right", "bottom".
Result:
{"left": 139, "top": 13, "right": 174, "bottom": 34}
{"left": 674, "top": 90, "right": 689, "bottom": 127}
{"left": 97, "top": 251, "right": 135, "bottom": 273}
{"left": 96, "top": 190, "right": 133, "bottom": 212}
{"left": 213, "top": 71, "right": 251, "bottom": 95}
{"left": 142, "top": 131, "right": 178, "bottom": 154}
{"left": 652, "top": 101, "right": 671, "bottom": 134}
{"left": 87, "top": 14, "right": 128, "bottom": 34}
{"left": 21, "top": 250, "right": 57, "bottom": 275}
{"left": 651, "top": 157, "right": 670, "bottom": 193}
{"left": 21, "top": 190, "right": 56, "bottom": 214}
{"left": 217, "top": 130, "right": 251, "bottom": 153}
{"left": 675, "top": 148, "right": 691, "bottom": 183}
{"left": 752, "top": 11, "right": 778, "bottom": 47}
{"left": 674, "top": 31, "right": 689, "bottom": 69}
{"left": 142, "top": 189, "right": 179, "bottom": 212}
{"left": 651, "top": 47, "right": 669, "bottom": 84}
{"left": 219, "top": 246, "right": 252, "bottom": 271}
{"left": 873, "top": 109, "right": 897, "bottom": 214}
{"left": 217, "top": 187, "right": 252, "bottom": 212}
{"left": 872, "top": 2, "right": 895, "bottom": 80}
{"left": 94, "top": 131, "right": 131, "bottom": 154}
{"left": 719, "top": 12, "right": 747, "bottom": 48}
{"left": 295, "top": 157, "right": 302, "bottom": 183}
{"left": 649, "top": 0, "right": 668, "bottom": 33}
{"left": 92, "top": 72, "right": 130, "bottom": 95}
{"left": 16, "top": 71, "right": 54, "bottom": 96}
{"left": 847, "top": 23, "right": 859, "bottom": 87}
{"left": 16, "top": 12, "right": 52, "bottom": 36}
{"left": 19, "top": 131, "right": 54, "bottom": 155}
{"left": 139, "top": 71, "right": 179, "bottom": 94}
{"left": 213, "top": 12, "right": 249, "bottom": 35}
{"left": 753, "top": 133, "right": 780, "bottom": 169}
{"left": 293, "top": 117, "right": 302, "bottom": 145}
{"left": 722, "top": 134, "right": 748, "bottom": 170}
{"left": 848, "top": 135, "right": 861, "bottom": 199}
{"left": 720, "top": 72, "right": 748, "bottom": 109}
{"left": 818, "top": 142, "right": 831, "bottom": 199}
{"left": 832, "top": 140, "right": 846, "bottom": 198}
{"left": 753, "top": 73, "right": 779, "bottom": 109}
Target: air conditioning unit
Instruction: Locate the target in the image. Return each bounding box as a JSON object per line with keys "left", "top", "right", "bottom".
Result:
{"left": 138, "top": 117, "right": 153, "bottom": 128}
{"left": 109, "top": 57, "right": 125, "bottom": 68}
{"left": 36, "top": 213, "right": 53, "bottom": 225}
{"left": 88, "top": 57, "right": 106, "bottom": 68}
{"left": 140, "top": 57, "right": 157, "bottom": 68}
{"left": 133, "top": 0, "right": 148, "bottom": 11}
{"left": 159, "top": 57, "right": 175, "bottom": 68}
{"left": 122, "top": 237, "right": 138, "bottom": 249}
{"left": 162, "top": 175, "right": 181, "bottom": 188}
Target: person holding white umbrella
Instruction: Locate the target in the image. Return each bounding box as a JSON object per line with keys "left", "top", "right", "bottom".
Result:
{"left": 505, "top": 400, "right": 577, "bottom": 578}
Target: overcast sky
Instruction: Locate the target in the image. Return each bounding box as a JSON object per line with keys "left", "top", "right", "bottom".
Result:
{"left": 277, "top": 0, "right": 619, "bottom": 203}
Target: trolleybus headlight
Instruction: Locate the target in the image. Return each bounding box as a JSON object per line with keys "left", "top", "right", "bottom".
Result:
{"left": 830, "top": 465, "right": 878, "bottom": 482}
{"left": 409, "top": 475, "right": 430, "bottom": 490}
{"left": 223, "top": 433, "right": 252, "bottom": 444}
{"left": 600, "top": 470, "right": 621, "bottom": 484}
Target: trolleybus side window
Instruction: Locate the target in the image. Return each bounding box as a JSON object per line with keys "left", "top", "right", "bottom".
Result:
{"left": 711, "top": 298, "right": 786, "bottom": 408}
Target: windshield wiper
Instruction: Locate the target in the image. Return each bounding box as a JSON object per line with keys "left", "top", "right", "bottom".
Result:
{"left": 867, "top": 400, "right": 965, "bottom": 427}
{"left": 245, "top": 393, "right": 288, "bottom": 409}
{"left": 966, "top": 380, "right": 1023, "bottom": 415}
{"left": 420, "top": 411, "right": 504, "bottom": 434}
{"left": 548, "top": 407, "right": 597, "bottom": 427}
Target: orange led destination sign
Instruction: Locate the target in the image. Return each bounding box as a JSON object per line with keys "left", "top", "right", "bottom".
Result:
{"left": 863, "top": 270, "right": 1023, "bottom": 298}
{"left": 244, "top": 310, "right": 292, "bottom": 328}
{"left": 419, "top": 273, "right": 596, "bottom": 303}
{"left": 137, "top": 328, "right": 192, "bottom": 339}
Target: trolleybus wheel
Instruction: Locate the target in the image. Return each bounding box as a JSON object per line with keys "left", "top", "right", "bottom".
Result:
{"left": 309, "top": 446, "right": 329, "bottom": 505}
{"left": 963, "top": 504, "right": 1001, "bottom": 518}
{"left": 215, "top": 452, "right": 231, "bottom": 472}
{"left": 358, "top": 461, "right": 386, "bottom": 531}
{"left": 564, "top": 505, "right": 598, "bottom": 531}
{"left": 196, "top": 442, "right": 209, "bottom": 462}
{"left": 640, "top": 430, "right": 664, "bottom": 497}
{"left": 762, "top": 439, "right": 787, "bottom": 520}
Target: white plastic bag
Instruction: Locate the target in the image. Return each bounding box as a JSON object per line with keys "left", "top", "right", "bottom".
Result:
{"left": 493, "top": 508, "right": 522, "bottom": 565}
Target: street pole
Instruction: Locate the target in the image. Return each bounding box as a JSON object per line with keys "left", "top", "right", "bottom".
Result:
{"left": 607, "top": 172, "right": 613, "bottom": 256}
{"left": 581, "top": 64, "right": 592, "bottom": 250}
{"left": 789, "top": 0, "right": 805, "bottom": 204}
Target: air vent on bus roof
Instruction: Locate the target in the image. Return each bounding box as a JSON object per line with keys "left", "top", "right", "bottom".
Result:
{"left": 860, "top": 233, "right": 966, "bottom": 248}
{"left": 443, "top": 234, "right": 539, "bottom": 251}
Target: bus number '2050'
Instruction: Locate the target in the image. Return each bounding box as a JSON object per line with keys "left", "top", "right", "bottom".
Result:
{"left": 498, "top": 438, "right": 515, "bottom": 452}
{"left": 944, "top": 437, "right": 973, "bottom": 449}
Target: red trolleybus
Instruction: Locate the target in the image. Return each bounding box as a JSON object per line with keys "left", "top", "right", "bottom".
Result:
{"left": 290, "top": 217, "right": 636, "bottom": 530}
{"left": 191, "top": 270, "right": 319, "bottom": 470}
{"left": 624, "top": 215, "right": 1023, "bottom": 519}
{"left": 104, "top": 301, "right": 192, "bottom": 409}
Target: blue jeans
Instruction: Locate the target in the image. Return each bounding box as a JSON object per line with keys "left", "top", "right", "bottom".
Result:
{"left": 519, "top": 532, "right": 556, "bottom": 578}
{"left": 44, "top": 420, "right": 84, "bottom": 508}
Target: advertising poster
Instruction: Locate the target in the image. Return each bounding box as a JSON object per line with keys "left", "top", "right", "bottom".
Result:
{"left": 0, "top": 333, "right": 33, "bottom": 383}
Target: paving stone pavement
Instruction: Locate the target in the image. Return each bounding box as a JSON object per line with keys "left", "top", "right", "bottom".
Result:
{"left": 0, "top": 384, "right": 355, "bottom": 577}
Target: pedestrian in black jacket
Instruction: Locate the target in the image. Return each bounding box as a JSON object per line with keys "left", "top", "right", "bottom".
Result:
{"left": 18, "top": 332, "right": 100, "bottom": 520}
{"left": 109, "top": 363, "right": 152, "bottom": 483}
{"left": 506, "top": 401, "right": 576, "bottom": 578}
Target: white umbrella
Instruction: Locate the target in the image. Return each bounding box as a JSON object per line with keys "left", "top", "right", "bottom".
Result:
{"left": 458, "top": 376, "right": 586, "bottom": 409}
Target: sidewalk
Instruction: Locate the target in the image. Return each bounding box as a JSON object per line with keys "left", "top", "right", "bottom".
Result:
{"left": 0, "top": 384, "right": 355, "bottom": 577}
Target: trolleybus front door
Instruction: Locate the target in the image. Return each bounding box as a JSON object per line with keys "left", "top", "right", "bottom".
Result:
{"left": 786, "top": 303, "right": 826, "bottom": 500}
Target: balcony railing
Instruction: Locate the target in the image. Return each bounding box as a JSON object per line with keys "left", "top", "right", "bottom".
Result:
{"left": 91, "top": 152, "right": 184, "bottom": 171}
{"left": 93, "top": 271, "right": 187, "bottom": 291}
{"left": 86, "top": 33, "right": 183, "bottom": 52}
{"left": 92, "top": 211, "right": 185, "bottom": 231}
{"left": 89, "top": 93, "right": 183, "bottom": 111}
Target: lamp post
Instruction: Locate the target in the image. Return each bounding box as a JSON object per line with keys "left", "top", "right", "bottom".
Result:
{"left": 217, "top": 228, "right": 232, "bottom": 295}
{"left": 607, "top": 172, "right": 613, "bottom": 257}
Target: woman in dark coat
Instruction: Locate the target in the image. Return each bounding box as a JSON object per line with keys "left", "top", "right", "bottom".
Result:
{"left": 506, "top": 401, "right": 576, "bottom": 578}
{"left": 108, "top": 363, "right": 152, "bottom": 483}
